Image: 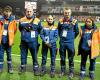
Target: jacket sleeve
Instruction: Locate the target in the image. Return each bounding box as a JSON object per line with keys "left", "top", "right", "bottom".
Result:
{"left": 38, "top": 21, "right": 42, "bottom": 34}
{"left": 19, "top": 21, "right": 23, "bottom": 32}
{"left": 40, "top": 28, "right": 46, "bottom": 42}
{"left": 58, "top": 22, "right": 61, "bottom": 36}
{"left": 74, "top": 21, "right": 79, "bottom": 38}
{"left": 13, "top": 20, "right": 17, "bottom": 34}
{"left": 54, "top": 29, "right": 58, "bottom": 41}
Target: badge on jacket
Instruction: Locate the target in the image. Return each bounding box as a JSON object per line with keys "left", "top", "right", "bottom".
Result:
{"left": 3, "top": 30, "right": 8, "bottom": 36}
{"left": 31, "top": 31, "right": 35, "bottom": 38}
{"left": 62, "top": 30, "right": 67, "bottom": 37}
{"left": 45, "top": 36, "right": 49, "bottom": 43}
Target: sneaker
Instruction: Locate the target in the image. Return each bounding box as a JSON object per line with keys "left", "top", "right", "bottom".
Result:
{"left": 40, "top": 65, "right": 46, "bottom": 76}
{"left": 79, "top": 73, "right": 85, "bottom": 80}
{"left": 79, "top": 77, "right": 84, "bottom": 80}
{"left": 34, "top": 71, "right": 40, "bottom": 76}
{"left": 59, "top": 72, "right": 65, "bottom": 77}
{"left": 50, "top": 71, "right": 55, "bottom": 78}
{"left": 40, "top": 70, "right": 46, "bottom": 77}
{"left": 18, "top": 66, "right": 26, "bottom": 74}
{"left": 8, "top": 68, "right": 13, "bottom": 74}
{"left": 68, "top": 72, "right": 74, "bottom": 80}
{"left": 89, "top": 72, "right": 94, "bottom": 80}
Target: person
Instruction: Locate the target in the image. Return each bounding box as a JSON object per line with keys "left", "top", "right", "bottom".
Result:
{"left": 78, "top": 17, "right": 100, "bottom": 80}
{"left": 58, "top": 8, "right": 79, "bottom": 79}
{"left": 19, "top": 5, "right": 41, "bottom": 75}
{"left": 40, "top": 15, "right": 58, "bottom": 78}
{"left": 0, "top": 6, "right": 17, "bottom": 73}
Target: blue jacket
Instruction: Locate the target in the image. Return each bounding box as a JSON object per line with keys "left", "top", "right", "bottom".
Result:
{"left": 40, "top": 21, "right": 58, "bottom": 44}
{"left": 58, "top": 16, "right": 79, "bottom": 43}
{"left": 79, "top": 25, "right": 97, "bottom": 51}
{"left": 19, "top": 16, "right": 41, "bottom": 42}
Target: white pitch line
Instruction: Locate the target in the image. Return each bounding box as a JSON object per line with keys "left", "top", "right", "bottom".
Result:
{"left": 11, "top": 54, "right": 100, "bottom": 64}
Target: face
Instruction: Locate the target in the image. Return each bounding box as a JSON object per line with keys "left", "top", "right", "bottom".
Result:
{"left": 3, "top": 10, "right": 12, "bottom": 19}
{"left": 25, "top": 7, "right": 33, "bottom": 18}
{"left": 64, "top": 9, "right": 71, "bottom": 18}
{"left": 85, "top": 18, "right": 93, "bottom": 27}
{"left": 47, "top": 16, "right": 54, "bottom": 24}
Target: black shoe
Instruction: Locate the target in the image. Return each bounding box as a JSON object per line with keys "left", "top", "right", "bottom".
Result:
{"left": 59, "top": 72, "right": 65, "bottom": 77}
{"left": 40, "top": 65, "right": 46, "bottom": 76}
{"left": 40, "top": 71, "right": 46, "bottom": 77}
{"left": 89, "top": 73, "right": 94, "bottom": 80}
{"left": 50, "top": 72, "right": 55, "bottom": 78}
{"left": 68, "top": 72, "right": 74, "bottom": 80}
{"left": 34, "top": 71, "right": 40, "bottom": 76}
{"left": 18, "top": 66, "right": 26, "bottom": 74}
{"left": 79, "top": 73, "right": 85, "bottom": 80}
{"left": 8, "top": 68, "right": 13, "bottom": 74}
{"left": 90, "top": 78, "right": 94, "bottom": 80}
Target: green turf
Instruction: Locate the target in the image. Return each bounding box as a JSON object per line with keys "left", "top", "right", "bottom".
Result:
{"left": 1, "top": 23, "right": 100, "bottom": 80}
{"left": 1, "top": 55, "right": 100, "bottom": 80}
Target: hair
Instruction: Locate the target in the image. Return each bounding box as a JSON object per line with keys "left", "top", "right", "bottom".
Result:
{"left": 3, "top": 6, "right": 12, "bottom": 12}
{"left": 63, "top": 7, "right": 71, "bottom": 11}
{"left": 85, "top": 17, "right": 95, "bottom": 26}
{"left": 48, "top": 15, "right": 53, "bottom": 19}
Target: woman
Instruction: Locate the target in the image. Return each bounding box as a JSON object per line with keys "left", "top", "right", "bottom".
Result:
{"left": 78, "top": 17, "right": 100, "bottom": 80}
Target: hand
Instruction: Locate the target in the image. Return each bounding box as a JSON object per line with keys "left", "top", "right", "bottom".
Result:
{"left": 72, "top": 19, "right": 77, "bottom": 25}
{"left": 45, "top": 42, "right": 51, "bottom": 48}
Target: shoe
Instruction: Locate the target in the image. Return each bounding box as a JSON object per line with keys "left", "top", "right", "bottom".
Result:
{"left": 89, "top": 72, "right": 94, "bottom": 80}
{"left": 79, "top": 73, "right": 85, "bottom": 80}
{"left": 40, "top": 65, "right": 46, "bottom": 76}
{"left": 8, "top": 68, "right": 13, "bottom": 74}
{"left": 79, "top": 77, "right": 84, "bottom": 80}
{"left": 50, "top": 72, "right": 55, "bottom": 78}
{"left": 59, "top": 72, "right": 65, "bottom": 77}
{"left": 8, "top": 62, "right": 13, "bottom": 73}
{"left": 40, "top": 70, "right": 46, "bottom": 77}
{"left": 18, "top": 66, "right": 26, "bottom": 74}
{"left": 34, "top": 69, "right": 39, "bottom": 76}
{"left": 68, "top": 72, "right": 74, "bottom": 80}
{"left": 34, "top": 71, "right": 40, "bottom": 76}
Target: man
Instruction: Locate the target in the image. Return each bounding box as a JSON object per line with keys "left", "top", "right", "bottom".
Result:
{"left": 0, "top": 6, "right": 17, "bottom": 73}
{"left": 58, "top": 8, "right": 79, "bottom": 79}
{"left": 19, "top": 5, "right": 41, "bottom": 75}
{"left": 40, "top": 15, "right": 58, "bottom": 78}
